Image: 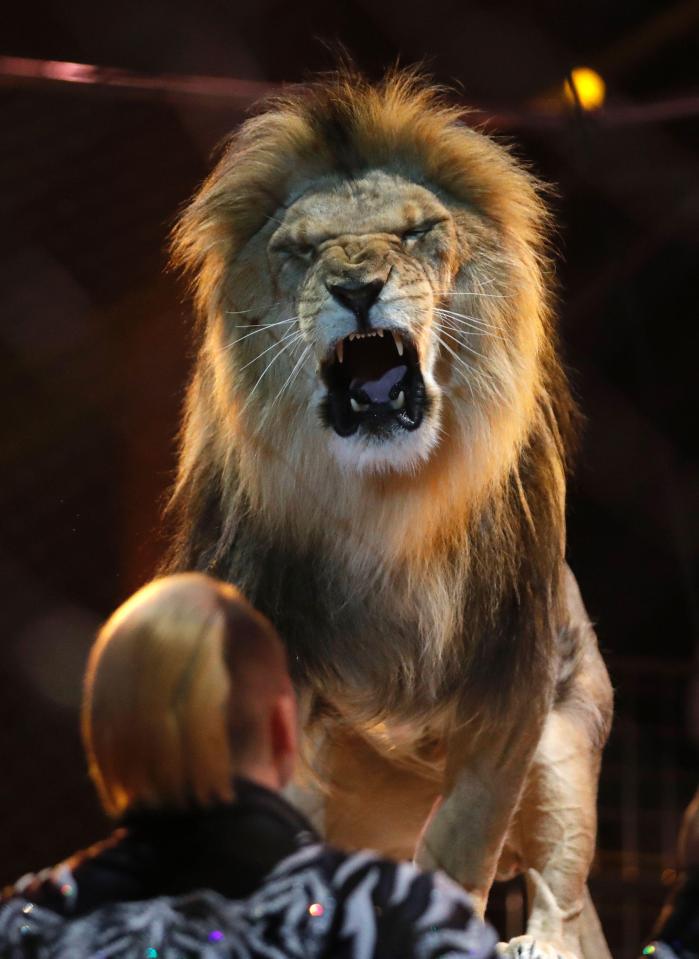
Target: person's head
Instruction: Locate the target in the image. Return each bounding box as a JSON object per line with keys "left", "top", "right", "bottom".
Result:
{"left": 82, "top": 572, "right": 296, "bottom": 818}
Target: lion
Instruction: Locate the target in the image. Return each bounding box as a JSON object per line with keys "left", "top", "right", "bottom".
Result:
{"left": 165, "top": 71, "right": 614, "bottom": 959}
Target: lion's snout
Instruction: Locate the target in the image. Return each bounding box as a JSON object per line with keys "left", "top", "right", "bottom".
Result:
{"left": 326, "top": 279, "right": 385, "bottom": 330}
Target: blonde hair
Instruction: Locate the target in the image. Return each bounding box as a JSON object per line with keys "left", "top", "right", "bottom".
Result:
{"left": 82, "top": 572, "right": 282, "bottom": 818}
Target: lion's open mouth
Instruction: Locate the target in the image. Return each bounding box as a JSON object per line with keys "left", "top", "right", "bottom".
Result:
{"left": 320, "top": 329, "right": 426, "bottom": 438}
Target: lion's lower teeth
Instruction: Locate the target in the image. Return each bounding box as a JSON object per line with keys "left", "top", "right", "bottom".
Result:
{"left": 350, "top": 393, "right": 404, "bottom": 413}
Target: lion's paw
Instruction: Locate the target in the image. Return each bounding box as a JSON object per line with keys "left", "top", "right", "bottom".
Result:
{"left": 496, "top": 936, "right": 578, "bottom": 959}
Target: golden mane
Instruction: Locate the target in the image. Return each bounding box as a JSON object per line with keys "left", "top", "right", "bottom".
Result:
{"left": 172, "top": 69, "right": 549, "bottom": 318}
{"left": 166, "top": 71, "right": 577, "bottom": 725}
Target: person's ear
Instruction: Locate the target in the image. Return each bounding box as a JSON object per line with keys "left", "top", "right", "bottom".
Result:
{"left": 270, "top": 690, "right": 297, "bottom": 787}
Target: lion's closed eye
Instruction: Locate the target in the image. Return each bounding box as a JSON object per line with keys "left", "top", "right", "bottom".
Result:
{"left": 403, "top": 226, "right": 431, "bottom": 240}
{"left": 401, "top": 220, "right": 443, "bottom": 248}
{"left": 272, "top": 241, "right": 316, "bottom": 264}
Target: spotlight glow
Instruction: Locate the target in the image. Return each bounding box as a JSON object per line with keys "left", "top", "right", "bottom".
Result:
{"left": 564, "top": 67, "right": 606, "bottom": 111}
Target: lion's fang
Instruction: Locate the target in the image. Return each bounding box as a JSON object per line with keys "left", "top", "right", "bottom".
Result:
{"left": 336, "top": 340, "right": 344, "bottom": 363}
{"left": 392, "top": 331, "right": 404, "bottom": 356}
{"left": 350, "top": 397, "right": 370, "bottom": 413}
{"left": 390, "top": 391, "right": 405, "bottom": 411}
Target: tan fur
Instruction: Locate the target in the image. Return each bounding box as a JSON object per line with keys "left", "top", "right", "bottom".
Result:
{"left": 166, "top": 71, "right": 613, "bottom": 959}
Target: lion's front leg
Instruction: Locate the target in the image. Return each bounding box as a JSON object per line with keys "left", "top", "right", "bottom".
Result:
{"left": 507, "top": 586, "right": 614, "bottom": 959}
{"left": 415, "top": 714, "right": 545, "bottom": 919}
{"left": 511, "top": 706, "right": 611, "bottom": 959}
{"left": 287, "top": 719, "right": 441, "bottom": 860}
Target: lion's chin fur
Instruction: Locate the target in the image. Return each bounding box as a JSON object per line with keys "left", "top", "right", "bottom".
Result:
{"left": 325, "top": 411, "right": 442, "bottom": 476}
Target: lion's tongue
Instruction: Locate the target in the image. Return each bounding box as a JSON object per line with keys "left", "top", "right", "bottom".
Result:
{"left": 351, "top": 365, "right": 406, "bottom": 403}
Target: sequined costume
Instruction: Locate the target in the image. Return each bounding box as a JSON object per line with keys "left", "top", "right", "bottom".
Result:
{"left": 0, "top": 778, "right": 497, "bottom": 958}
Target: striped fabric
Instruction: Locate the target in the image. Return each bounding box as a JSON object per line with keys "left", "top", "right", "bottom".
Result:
{"left": 0, "top": 843, "right": 497, "bottom": 958}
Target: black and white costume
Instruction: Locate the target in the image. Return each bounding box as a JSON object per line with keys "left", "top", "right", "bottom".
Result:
{"left": 0, "top": 779, "right": 497, "bottom": 958}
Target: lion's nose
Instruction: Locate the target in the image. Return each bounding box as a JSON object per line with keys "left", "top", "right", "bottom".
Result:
{"left": 327, "top": 279, "right": 384, "bottom": 327}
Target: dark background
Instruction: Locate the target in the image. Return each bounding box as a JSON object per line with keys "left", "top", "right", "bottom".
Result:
{"left": 1, "top": 2, "right": 697, "bottom": 955}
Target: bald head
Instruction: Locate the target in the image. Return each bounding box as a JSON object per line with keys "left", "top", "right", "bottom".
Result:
{"left": 217, "top": 583, "right": 295, "bottom": 776}
{"left": 82, "top": 573, "right": 296, "bottom": 818}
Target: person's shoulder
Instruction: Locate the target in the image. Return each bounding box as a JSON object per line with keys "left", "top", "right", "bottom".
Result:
{"left": 1, "top": 862, "right": 77, "bottom": 915}
{"left": 1, "top": 830, "right": 128, "bottom": 916}
{"left": 0, "top": 887, "right": 241, "bottom": 958}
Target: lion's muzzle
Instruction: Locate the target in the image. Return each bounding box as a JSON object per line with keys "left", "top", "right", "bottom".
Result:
{"left": 320, "top": 326, "right": 427, "bottom": 438}
{"left": 327, "top": 279, "right": 385, "bottom": 330}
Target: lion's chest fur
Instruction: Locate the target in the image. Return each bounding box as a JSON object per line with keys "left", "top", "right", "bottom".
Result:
{"left": 218, "top": 503, "right": 524, "bottom": 726}
{"left": 222, "top": 510, "right": 470, "bottom": 717}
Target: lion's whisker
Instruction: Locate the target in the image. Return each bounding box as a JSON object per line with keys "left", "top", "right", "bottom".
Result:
{"left": 435, "top": 307, "right": 498, "bottom": 329}
{"left": 239, "top": 327, "right": 304, "bottom": 371}
{"left": 225, "top": 302, "right": 283, "bottom": 316}
{"left": 271, "top": 343, "right": 312, "bottom": 408}
{"left": 435, "top": 311, "right": 506, "bottom": 341}
{"left": 434, "top": 327, "right": 505, "bottom": 403}
{"left": 219, "top": 321, "right": 299, "bottom": 353}
{"left": 435, "top": 322, "right": 491, "bottom": 362}
{"left": 241, "top": 334, "right": 306, "bottom": 412}
{"left": 437, "top": 289, "right": 511, "bottom": 299}
{"left": 436, "top": 313, "right": 506, "bottom": 341}
{"left": 433, "top": 332, "right": 477, "bottom": 400}
{"left": 438, "top": 313, "right": 504, "bottom": 340}
{"left": 233, "top": 317, "right": 298, "bottom": 331}
{"left": 225, "top": 317, "right": 299, "bottom": 348}
{"left": 289, "top": 343, "right": 313, "bottom": 388}
{"left": 283, "top": 347, "right": 313, "bottom": 405}
{"left": 434, "top": 311, "right": 497, "bottom": 333}
{"left": 433, "top": 330, "right": 476, "bottom": 372}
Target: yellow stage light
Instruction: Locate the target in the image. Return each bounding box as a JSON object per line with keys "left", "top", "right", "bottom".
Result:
{"left": 564, "top": 67, "right": 606, "bottom": 111}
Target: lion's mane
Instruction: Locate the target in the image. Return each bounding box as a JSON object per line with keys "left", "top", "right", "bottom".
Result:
{"left": 166, "top": 71, "right": 577, "bottom": 729}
